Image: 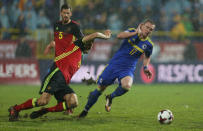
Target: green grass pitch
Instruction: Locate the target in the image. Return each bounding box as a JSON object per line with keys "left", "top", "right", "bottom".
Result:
{"left": 0, "top": 84, "right": 203, "bottom": 131}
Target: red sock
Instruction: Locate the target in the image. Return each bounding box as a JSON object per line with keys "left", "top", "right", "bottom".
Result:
{"left": 14, "top": 98, "right": 37, "bottom": 112}
{"left": 47, "top": 102, "right": 67, "bottom": 112}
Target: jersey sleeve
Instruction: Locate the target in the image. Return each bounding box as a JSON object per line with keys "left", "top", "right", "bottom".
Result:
{"left": 145, "top": 45, "right": 153, "bottom": 58}
{"left": 73, "top": 24, "right": 84, "bottom": 39}
{"left": 125, "top": 28, "right": 136, "bottom": 32}
{"left": 74, "top": 38, "right": 91, "bottom": 53}
{"left": 74, "top": 38, "right": 84, "bottom": 49}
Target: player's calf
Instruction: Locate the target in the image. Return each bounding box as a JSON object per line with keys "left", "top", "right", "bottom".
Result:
{"left": 105, "top": 86, "right": 129, "bottom": 112}
{"left": 121, "top": 83, "right": 132, "bottom": 91}
{"left": 37, "top": 92, "right": 51, "bottom": 106}
{"left": 30, "top": 108, "right": 48, "bottom": 119}
{"left": 78, "top": 110, "right": 88, "bottom": 118}
{"left": 30, "top": 101, "right": 67, "bottom": 119}
{"left": 121, "top": 76, "right": 133, "bottom": 91}
{"left": 78, "top": 89, "right": 103, "bottom": 118}
{"left": 63, "top": 93, "right": 78, "bottom": 115}
{"left": 66, "top": 93, "right": 78, "bottom": 109}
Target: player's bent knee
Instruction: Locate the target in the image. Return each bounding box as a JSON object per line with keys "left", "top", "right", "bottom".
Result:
{"left": 37, "top": 99, "right": 49, "bottom": 106}
{"left": 67, "top": 93, "right": 78, "bottom": 108}
{"left": 122, "top": 84, "right": 131, "bottom": 91}
{"left": 37, "top": 92, "right": 51, "bottom": 106}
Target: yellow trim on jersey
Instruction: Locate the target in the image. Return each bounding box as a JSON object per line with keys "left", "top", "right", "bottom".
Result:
{"left": 132, "top": 45, "right": 144, "bottom": 53}
{"left": 128, "top": 28, "right": 136, "bottom": 32}
{"left": 54, "top": 46, "right": 79, "bottom": 62}
{"left": 129, "top": 48, "right": 135, "bottom": 54}
{"left": 128, "top": 39, "right": 144, "bottom": 53}
{"left": 147, "top": 37, "right": 154, "bottom": 47}
{"left": 129, "top": 48, "right": 138, "bottom": 55}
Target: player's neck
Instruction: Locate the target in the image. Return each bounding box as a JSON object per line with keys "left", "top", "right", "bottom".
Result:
{"left": 138, "top": 34, "right": 148, "bottom": 40}
{"left": 62, "top": 19, "right": 71, "bottom": 25}
{"left": 142, "top": 36, "right": 147, "bottom": 39}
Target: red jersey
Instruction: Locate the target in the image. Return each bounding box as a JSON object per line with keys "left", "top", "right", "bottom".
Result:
{"left": 53, "top": 20, "right": 83, "bottom": 83}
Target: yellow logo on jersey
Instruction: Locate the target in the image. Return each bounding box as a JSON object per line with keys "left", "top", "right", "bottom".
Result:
{"left": 59, "top": 32, "right": 63, "bottom": 39}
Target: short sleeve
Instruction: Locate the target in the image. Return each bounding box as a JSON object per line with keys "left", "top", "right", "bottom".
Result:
{"left": 72, "top": 24, "right": 84, "bottom": 39}
{"left": 125, "top": 28, "right": 136, "bottom": 32}
{"left": 145, "top": 45, "right": 153, "bottom": 58}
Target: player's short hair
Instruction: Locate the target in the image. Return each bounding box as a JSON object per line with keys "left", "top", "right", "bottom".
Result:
{"left": 143, "top": 19, "right": 155, "bottom": 25}
{"left": 61, "top": 4, "right": 71, "bottom": 11}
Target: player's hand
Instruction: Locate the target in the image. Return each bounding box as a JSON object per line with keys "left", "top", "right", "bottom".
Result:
{"left": 104, "top": 29, "right": 112, "bottom": 39}
{"left": 137, "top": 24, "right": 144, "bottom": 38}
{"left": 144, "top": 69, "right": 152, "bottom": 79}
{"left": 44, "top": 41, "right": 55, "bottom": 55}
{"left": 137, "top": 24, "right": 141, "bottom": 34}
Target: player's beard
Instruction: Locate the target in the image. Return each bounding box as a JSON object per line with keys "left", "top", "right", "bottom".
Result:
{"left": 63, "top": 17, "right": 69, "bottom": 24}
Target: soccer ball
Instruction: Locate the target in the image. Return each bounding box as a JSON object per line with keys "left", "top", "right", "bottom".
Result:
{"left": 157, "top": 109, "right": 174, "bottom": 124}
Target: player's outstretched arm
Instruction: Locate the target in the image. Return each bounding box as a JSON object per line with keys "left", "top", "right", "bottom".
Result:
{"left": 44, "top": 41, "right": 55, "bottom": 55}
{"left": 117, "top": 31, "right": 137, "bottom": 39}
{"left": 80, "top": 30, "right": 111, "bottom": 54}
{"left": 143, "top": 54, "right": 152, "bottom": 79}
{"left": 82, "top": 30, "right": 111, "bottom": 43}
{"left": 117, "top": 24, "right": 142, "bottom": 39}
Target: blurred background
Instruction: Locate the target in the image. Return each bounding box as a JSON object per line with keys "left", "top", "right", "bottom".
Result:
{"left": 0, "top": 0, "right": 202, "bottom": 85}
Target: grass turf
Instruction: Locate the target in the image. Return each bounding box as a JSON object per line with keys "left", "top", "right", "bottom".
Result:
{"left": 0, "top": 84, "right": 203, "bottom": 131}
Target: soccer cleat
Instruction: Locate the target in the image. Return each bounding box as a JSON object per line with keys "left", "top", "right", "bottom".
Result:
{"left": 30, "top": 108, "right": 48, "bottom": 119}
{"left": 105, "top": 95, "right": 112, "bottom": 112}
{"left": 8, "top": 105, "right": 19, "bottom": 121}
{"left": 78, "top": 110, "right": 88, "bottom": 118}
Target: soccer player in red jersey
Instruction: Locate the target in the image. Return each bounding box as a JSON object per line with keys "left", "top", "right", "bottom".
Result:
{"left": 8, "top": 4, "right": 112, "bottom": 121}
{"left": 44, "top": 4, "right": 84, "bottom": 115}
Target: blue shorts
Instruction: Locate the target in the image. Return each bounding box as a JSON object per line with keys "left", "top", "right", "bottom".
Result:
{"left": 97, "top": 64, "right": 134, "bottom": 86}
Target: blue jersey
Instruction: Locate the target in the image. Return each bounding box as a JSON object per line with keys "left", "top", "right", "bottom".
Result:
{"left": 109, "top": 28, "right": 154, "bottom": 70}
{"left": 97, "top": 28, "right": 154, "bottom": 86}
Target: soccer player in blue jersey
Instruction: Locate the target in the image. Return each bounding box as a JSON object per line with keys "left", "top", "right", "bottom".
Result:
{"left": 79, "top": 19, "right": 156, "bottom": 118}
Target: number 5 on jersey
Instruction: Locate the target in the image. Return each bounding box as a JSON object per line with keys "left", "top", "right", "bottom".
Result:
{"left": 59, "top": 32, "right": 63, "bottom": 39}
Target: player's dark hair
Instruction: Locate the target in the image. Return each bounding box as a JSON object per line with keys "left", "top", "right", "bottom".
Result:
{"left": 61, "top": 4, "right": 71, "bottom": 11}
{"left": 143, "top": 19, "right": 155, "bottom": 25}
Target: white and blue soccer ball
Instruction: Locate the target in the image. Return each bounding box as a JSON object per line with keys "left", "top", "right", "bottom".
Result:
{"left": 157, "top": 109, "right": 174, "bottom": 124}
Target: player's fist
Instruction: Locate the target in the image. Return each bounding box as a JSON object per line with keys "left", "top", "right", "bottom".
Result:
{"left": 144, "top": 69, "right": 152, "bottom": 79}
{"left": 137, "top": 24, "right": 142, "bottom": 34}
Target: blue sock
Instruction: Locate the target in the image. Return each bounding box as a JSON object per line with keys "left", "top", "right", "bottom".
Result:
{"left": 110, "top": 86, "right": 128, "bottom": 99}
{"left": 84, "top": 89, "right": 102, "bottom": 111}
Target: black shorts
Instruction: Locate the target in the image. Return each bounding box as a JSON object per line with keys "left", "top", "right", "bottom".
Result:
{"left": 39, "top": 63, "right": 75, "bottom": 102}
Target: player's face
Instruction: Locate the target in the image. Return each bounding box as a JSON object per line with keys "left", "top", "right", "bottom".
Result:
{"left": 61, "top": 8, "right": 72, "bottom": 24}
{"left": 141, "top": 22, "right": 155, "bottom": 38}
